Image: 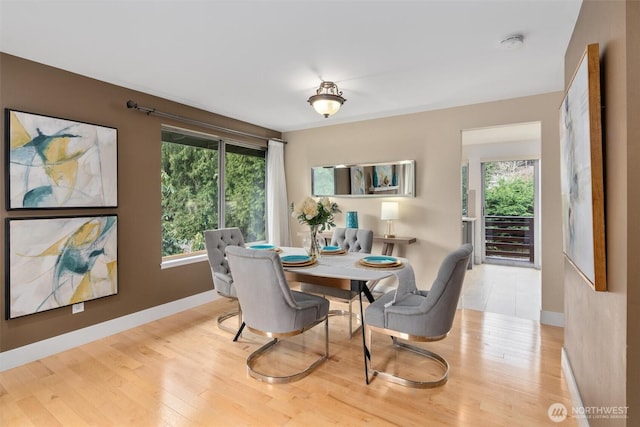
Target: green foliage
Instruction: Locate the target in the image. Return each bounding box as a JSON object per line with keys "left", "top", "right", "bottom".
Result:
{"left": 484, "top": 176, "right": 534, "bottom": 216}
{"left": 461, "top": 164, "right": 468, "bottom": 216}
{"left": 161, "top": 141, "right": 266, "bottom": 257}
{"left": 225, "top": 152, "right": 266, "bottom": 242}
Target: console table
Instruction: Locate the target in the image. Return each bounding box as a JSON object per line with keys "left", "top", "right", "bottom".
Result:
{"left": 374, "top": 235, "right": 417, "bottom": 256}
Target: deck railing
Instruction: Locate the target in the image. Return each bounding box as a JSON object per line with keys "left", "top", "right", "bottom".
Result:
{"left": 485, "top": 216, "right": 534, "bottom": 263}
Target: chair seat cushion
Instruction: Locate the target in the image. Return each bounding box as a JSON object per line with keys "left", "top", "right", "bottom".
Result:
{"left": 291, "top": 290, "right": 330, "bottom": 327}
{"left": 365, "top": 290, "right": 426, "bottom": 333}
{"left": 213, "top": 272, "right": 236, "bottom": 298}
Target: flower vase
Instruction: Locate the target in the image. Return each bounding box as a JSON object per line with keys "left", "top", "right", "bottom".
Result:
{"left": 306, "top": 225, "right": 321, "bottom": 260}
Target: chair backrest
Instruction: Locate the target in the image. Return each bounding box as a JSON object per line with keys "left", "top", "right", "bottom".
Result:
{"left": 225, "top": 246, "right": 304, "bottom": 333}
{"left": 420, "top": 244, "right": 473, "bottom": 337}
{"left": 204, "top": 228, "right": 245, "bottom": 297}
{"left": 331, "top": 228, "right": 373, "bottom": 253}
{"left": 204, "top": 228, "right": 245, "bottom": 275}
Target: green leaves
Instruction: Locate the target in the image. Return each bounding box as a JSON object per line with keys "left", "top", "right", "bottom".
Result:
{"left": 484, "top": 176, "right": 534, "bottom": 217}
{"left": 161, "top": 140, "right": 266, "bottom": 256}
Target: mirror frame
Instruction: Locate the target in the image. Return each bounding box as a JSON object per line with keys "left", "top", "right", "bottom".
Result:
{"left": 311, "top": 160, "right": 415, "bottom": 198}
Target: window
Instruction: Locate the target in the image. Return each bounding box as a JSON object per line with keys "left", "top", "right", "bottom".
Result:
{"left": 461, "top": 163, "right": 469, "bottom": 217}
{"left": 161, "top": 126, "right": 266, "bottom": 258}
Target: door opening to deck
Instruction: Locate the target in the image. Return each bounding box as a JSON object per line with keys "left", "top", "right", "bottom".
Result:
{"left": 482, "top": 160, "right": 537, "bottom": 267}
{"left": 460, "top": 122, "right": 541, "bottom": 321}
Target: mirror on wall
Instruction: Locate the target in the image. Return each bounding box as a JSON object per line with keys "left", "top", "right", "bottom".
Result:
{"left": 311, "top": 160, "right": 415, "bottom": 197}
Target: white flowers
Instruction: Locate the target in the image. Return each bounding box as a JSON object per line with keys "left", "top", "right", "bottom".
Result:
{"left": 290, "top": 197, "right": 340, "bottom": 231}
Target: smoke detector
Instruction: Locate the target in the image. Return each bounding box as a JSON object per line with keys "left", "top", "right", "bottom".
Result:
{"left": 499, "top": 34, "right": 524, "bottom": 50}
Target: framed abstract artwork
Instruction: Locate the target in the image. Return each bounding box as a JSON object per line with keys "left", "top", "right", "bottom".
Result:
{"left": 350, "top": 166, "right": 365, "bottom": 195}
{"left": 559, "top": 43, "right": 606, "bottom": 291}
{"left": 374, "top": 164, "right": 393, "bottom": 187}
{"left": 6, "top": 215, "right": 118, "bottom": 319}
{"left": 6, "top": 109, "right": 118, "bottom": 209}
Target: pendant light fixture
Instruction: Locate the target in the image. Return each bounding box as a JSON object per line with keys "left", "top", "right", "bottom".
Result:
{"left": 307, "top": 81, "right": 346, "bottom": 118}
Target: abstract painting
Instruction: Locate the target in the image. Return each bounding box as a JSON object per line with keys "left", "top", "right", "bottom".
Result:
{"left": 6, "top": 110, "right": 118, "bottom": 209}
{"left": 559, "top": 43, "right": 606, "bottom": 291}
{"left": 6, "top": 215, "right": 118, "bottom": 319}
{"left": 350, "top": 166, "right": 365, "bottom": 195}
{"left": 374, "top": 165, "right": 393, "bottom": 187}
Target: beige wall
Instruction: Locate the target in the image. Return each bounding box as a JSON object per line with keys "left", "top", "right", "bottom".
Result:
{"left": 284, "top": 92, "right": 565, "bottom": 316}
{"left": 563, "top": 0, "right": 639, "bottom": 424}
{"left": 0, "top": 54, "right": 280, "bottom": 352}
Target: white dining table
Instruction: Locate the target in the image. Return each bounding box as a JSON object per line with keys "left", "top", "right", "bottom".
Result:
{"left": 278, "top": 246, "right": 406, "bottom": 286}
{"left": 277, "top": 246, "right": 411, "bottom": 384}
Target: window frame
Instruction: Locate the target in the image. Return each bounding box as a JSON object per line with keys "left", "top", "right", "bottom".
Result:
{"left": 160, "top": 125, "right": 267, "bottom": 268}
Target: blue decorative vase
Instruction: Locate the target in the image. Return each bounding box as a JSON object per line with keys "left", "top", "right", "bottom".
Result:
{"left": 346, "top": 211, "right": 359, "bottom": 228}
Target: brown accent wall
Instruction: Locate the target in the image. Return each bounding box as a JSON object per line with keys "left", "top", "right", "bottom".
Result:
{"left": 627, "top": 0, "right": 640, "bottom": 419}
{"left": 0, "top": 54, "right": 280, "bottom": 352}
{"left": 563, "top": 0, "right": 639, "bottom": 424}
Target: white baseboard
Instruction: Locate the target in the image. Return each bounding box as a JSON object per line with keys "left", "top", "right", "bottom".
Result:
{"left": 0, "top": 290, "right": 219, "bottom": 372}
{"left": 540, "top": 310, "right": 564, "bottom": 327}
{"left": 562, "top": 347, "right": 590, "bottom": 427}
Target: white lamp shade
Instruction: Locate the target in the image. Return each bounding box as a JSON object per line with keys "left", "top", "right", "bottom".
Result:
{"left": 380, "top": 202, "right": 399, "bottom": 220}
{"left": 311, "top": 98, "right": 342, "bottom": 117}
{"left": 308, "top": 81, "right": 346, "bottom": 118}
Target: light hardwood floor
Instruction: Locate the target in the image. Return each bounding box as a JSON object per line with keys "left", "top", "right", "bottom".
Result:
{"left": 0, "top": 299, "right": 577, "bottom": 426}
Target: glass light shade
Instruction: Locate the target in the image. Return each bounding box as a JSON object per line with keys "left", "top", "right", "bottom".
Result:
{"left": 308, "top": 81, "right": 346, "bottom": 118}
{"left": 310, "top": 97, "right": 342, "bottom": 118}
{"left": 380, "top": 202, "right": 399, "bottom": 220}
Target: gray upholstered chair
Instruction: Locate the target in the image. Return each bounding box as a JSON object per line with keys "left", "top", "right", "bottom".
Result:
{"left": 301, "top": 227, "right": 374, "bottom": 338}
{"left": 364, "top": 244, "right": 473, "bottom": 388}
{"left": 204, "top": 228, "right": 245, "bottom": 338}
{"left": 330, "top": 227, "right": 374, "bottom": 253}
{"left": 225, "top": 246, "right": 330, "bottom": 384}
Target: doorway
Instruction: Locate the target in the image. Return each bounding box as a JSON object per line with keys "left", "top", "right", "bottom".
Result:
{"left": 460, "top": 122, "right": 541, "bottom": 321}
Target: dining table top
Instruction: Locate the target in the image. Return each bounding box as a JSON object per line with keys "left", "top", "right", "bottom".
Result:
{"left": 275, "top": 246, "right": 409, "bottom": 282}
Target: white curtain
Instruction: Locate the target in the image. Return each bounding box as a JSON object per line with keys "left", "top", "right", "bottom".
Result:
{"left": 267, "top": 139, "right": 291, "bottom": 246}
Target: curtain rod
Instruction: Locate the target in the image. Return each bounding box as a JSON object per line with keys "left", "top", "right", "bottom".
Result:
{"left": 125, "top": 100, "right": 286, "bottom": 144}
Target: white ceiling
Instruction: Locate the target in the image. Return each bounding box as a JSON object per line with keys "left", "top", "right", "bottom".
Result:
{"left": 0, "top": 0, "right": 581, "bottom": 133}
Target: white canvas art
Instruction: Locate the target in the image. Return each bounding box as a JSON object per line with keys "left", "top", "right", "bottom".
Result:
{"left": 559, "top": 43, "right": 606, "bottom": 290}
{"left": 7, "top": 215, "right": 118, "bottom": 318}
{"left": 8, "top": 110, "right": 118, "bottom": 209}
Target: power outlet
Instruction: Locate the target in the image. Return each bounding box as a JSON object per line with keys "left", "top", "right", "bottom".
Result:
{"left": 72, "top": 302, "right": 84, "bottom": 314}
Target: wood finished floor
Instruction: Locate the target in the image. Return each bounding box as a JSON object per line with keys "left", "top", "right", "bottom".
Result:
{"left": 0, "top": 299, "right": 577, "bottom": 426}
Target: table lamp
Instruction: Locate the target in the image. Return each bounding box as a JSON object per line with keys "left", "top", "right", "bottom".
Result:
{"left": 380, "top": 202, "right": 399, "bottom": 238}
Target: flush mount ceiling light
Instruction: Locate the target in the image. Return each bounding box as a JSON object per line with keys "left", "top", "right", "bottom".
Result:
{"left": 499, "top": 34, "right": 524, "bottom": 50}
{"left": 307, "top": 81, "right": 346, "bottom": 118}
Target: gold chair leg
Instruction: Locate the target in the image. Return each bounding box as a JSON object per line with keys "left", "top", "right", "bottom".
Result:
{"left": 369, "top": 337, "right": 449, "bottom": 388}
{"left": 246, "top": 317, "right": 329, "bottom": 384}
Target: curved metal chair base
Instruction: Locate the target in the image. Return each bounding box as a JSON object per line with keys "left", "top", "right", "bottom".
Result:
{"left": 216, "top": 310, "right": 241, "bottom": 333}
{"left": 245, "top": 318, "right": 329, "bottom": 384}
{"left": 216, "top": 298, "right": 243, "bottom": 339}
{"left": 370, "top": 338, "right": 449, "bottom": 388}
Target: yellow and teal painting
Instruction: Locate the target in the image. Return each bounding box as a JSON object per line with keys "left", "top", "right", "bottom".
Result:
{"left": 7, "top": 110, "right": 118, "bottom": 209}
{"left": 7, "top": 215, "right": 118, "bottom": 319}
